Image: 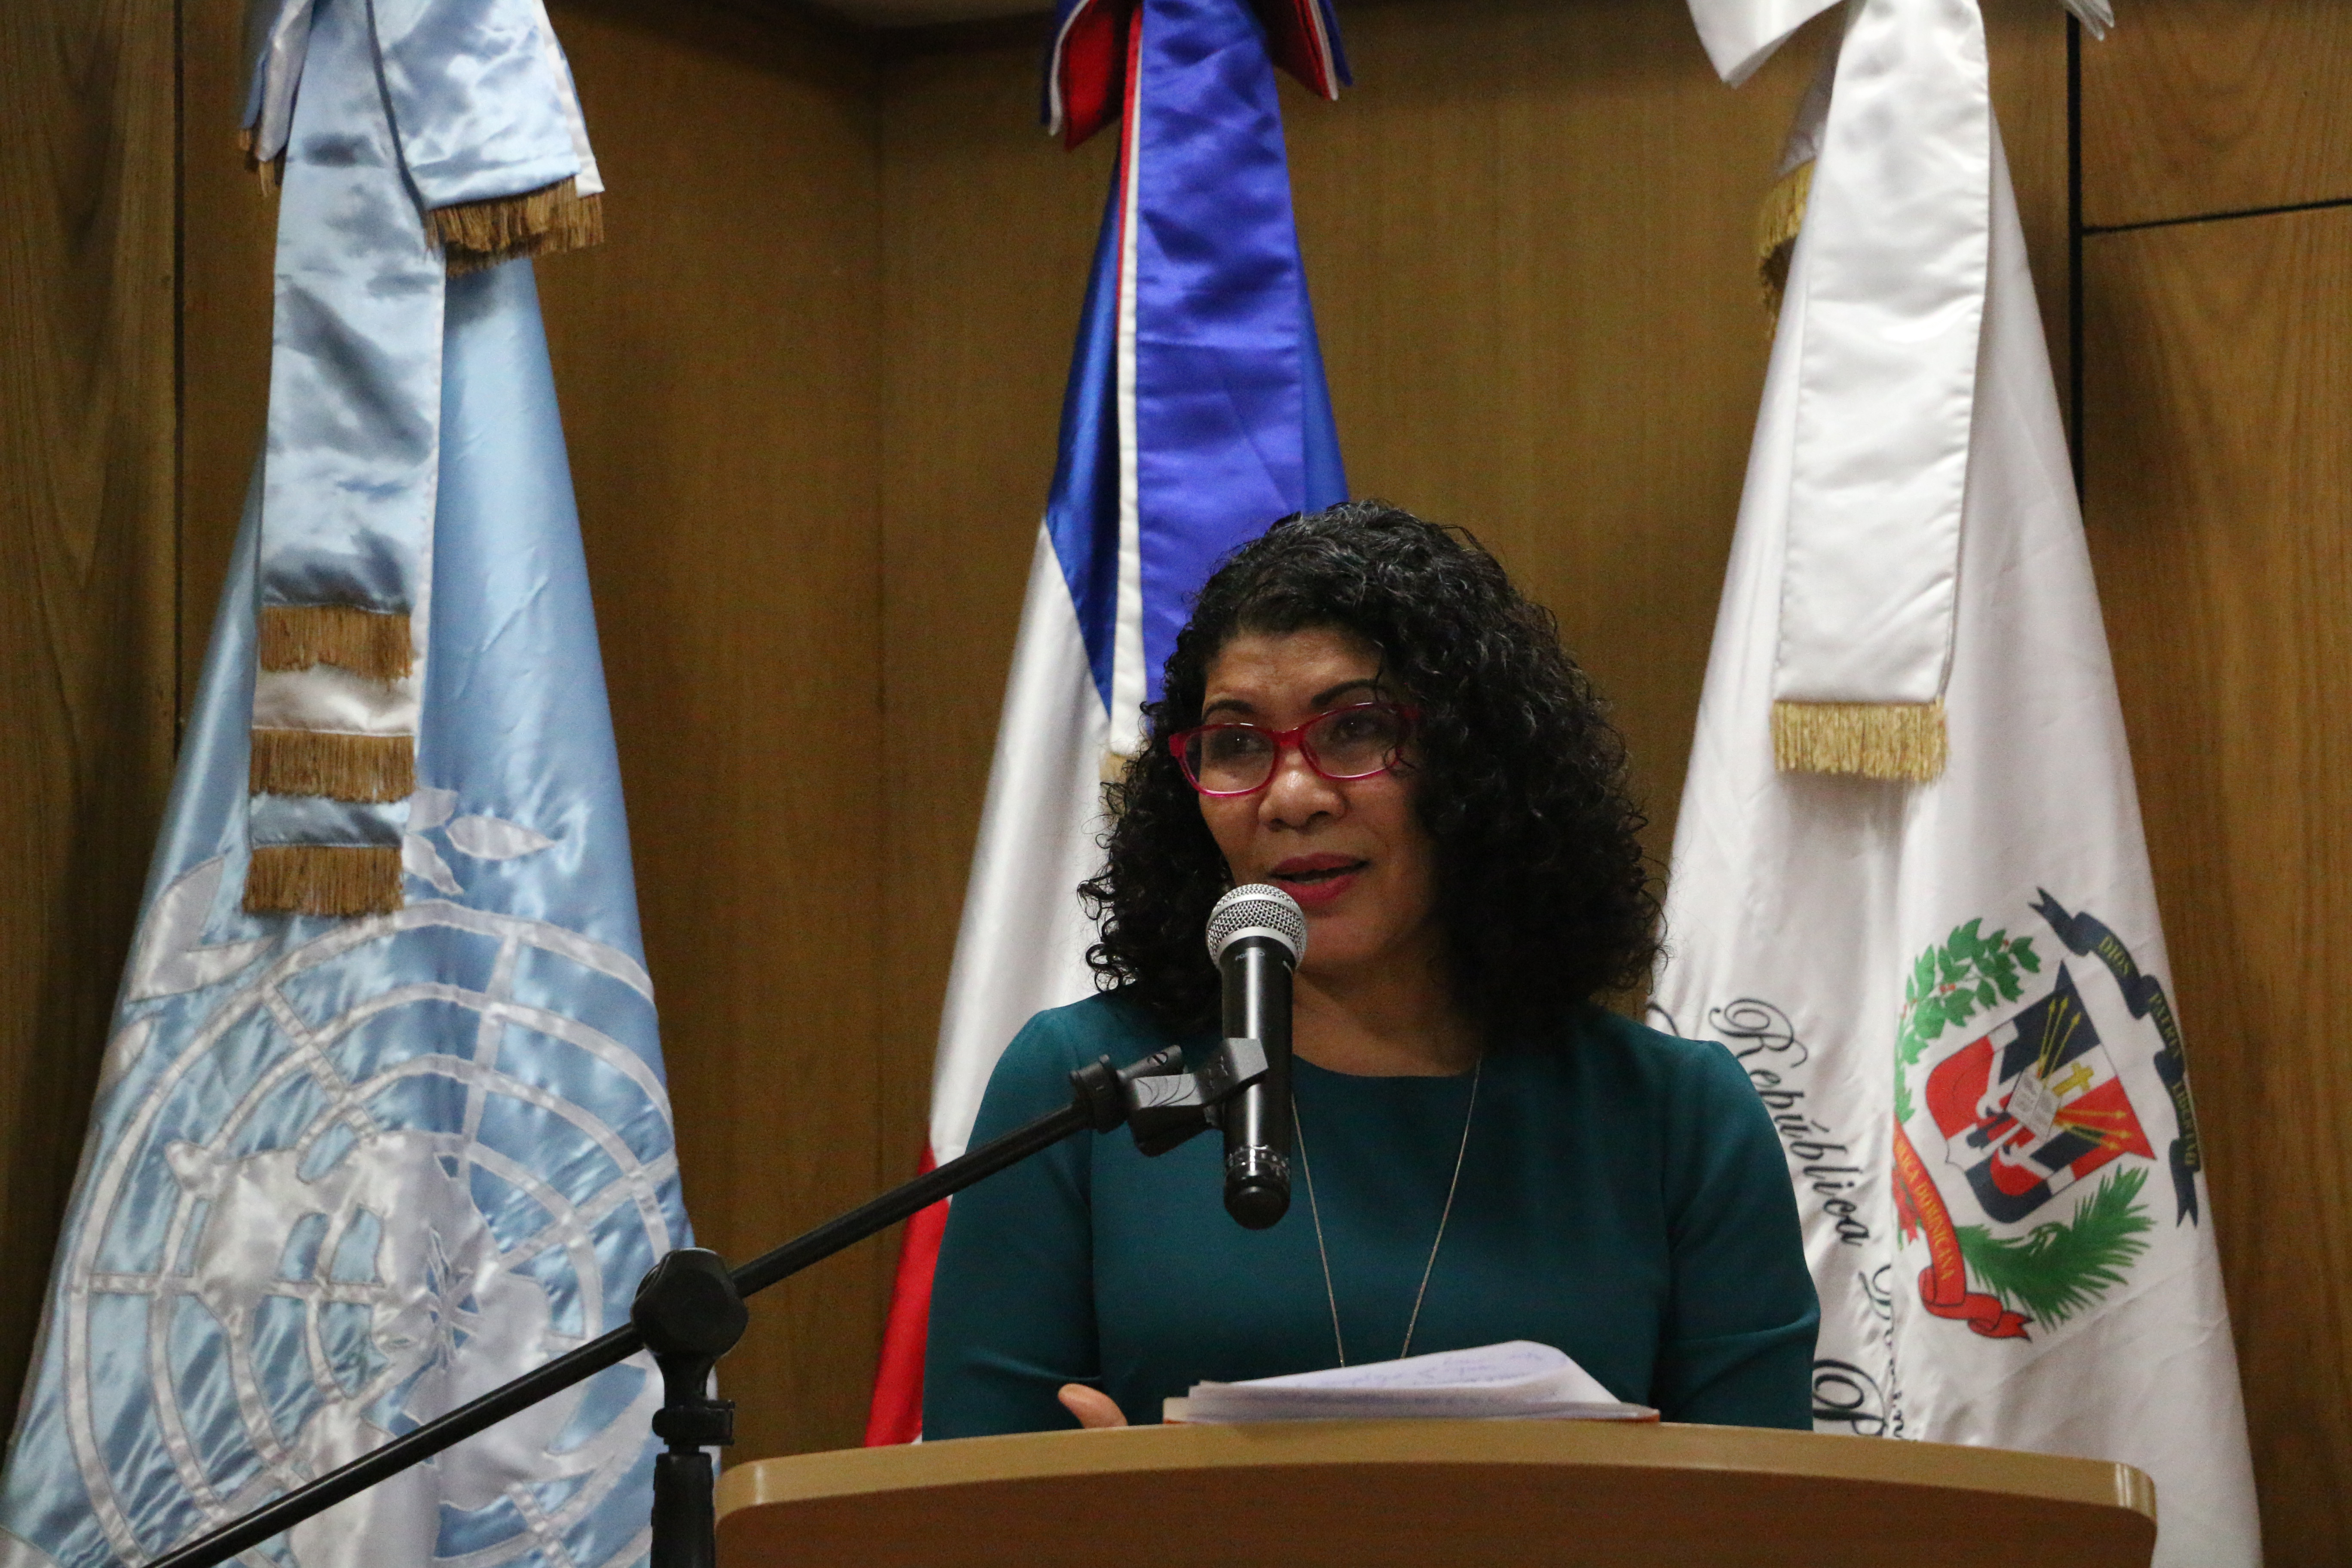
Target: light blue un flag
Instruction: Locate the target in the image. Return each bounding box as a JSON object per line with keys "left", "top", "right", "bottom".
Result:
{"left": 0, "top": 260, "right": 685, "bottom": 1568}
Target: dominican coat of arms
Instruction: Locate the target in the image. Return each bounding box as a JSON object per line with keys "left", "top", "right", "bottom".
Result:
{"left": 1890, "top": 893, "right": 2203, "bottom": 1341}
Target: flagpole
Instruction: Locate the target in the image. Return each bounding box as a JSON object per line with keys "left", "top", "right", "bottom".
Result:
{"left": 148, "top": 1045, "right": 1235, "bottom": 1568}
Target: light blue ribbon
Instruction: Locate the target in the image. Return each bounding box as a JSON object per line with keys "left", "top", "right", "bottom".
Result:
{"left": 248, "top": 0, "right": 594, "bottom": 866}
{"left": 260, "top": 0, "right": 447, "bottom": 618}
{"left": 374, "top": 0, "right": 583, "bottom": 211}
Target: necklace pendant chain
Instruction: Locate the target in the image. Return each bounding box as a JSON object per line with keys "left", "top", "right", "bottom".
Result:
{"left": 1293, "top": 1060, "right": 1481, "bottom": 1369}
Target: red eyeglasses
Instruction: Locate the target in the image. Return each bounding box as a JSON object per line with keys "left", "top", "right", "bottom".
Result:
{"left": 1168, "top": 702, "right": 1419, "bottom": 797}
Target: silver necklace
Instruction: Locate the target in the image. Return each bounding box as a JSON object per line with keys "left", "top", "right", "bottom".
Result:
{"left": 1292, "top": 1060, "right": 1481, "bottom": 1367}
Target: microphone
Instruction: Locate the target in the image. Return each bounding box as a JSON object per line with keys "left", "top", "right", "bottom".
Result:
{"left": 1205, "top": 884, "right": 1306, "bottom": 1230}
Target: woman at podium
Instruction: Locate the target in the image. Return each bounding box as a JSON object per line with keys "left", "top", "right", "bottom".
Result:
{"left": 925, "top": 503, "right": 1818, "bottom": 1435}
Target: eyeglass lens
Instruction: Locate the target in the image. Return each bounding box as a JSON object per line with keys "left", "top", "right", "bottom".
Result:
{"left": 1184, "top": 706, "right": 1407, "bottom": 793}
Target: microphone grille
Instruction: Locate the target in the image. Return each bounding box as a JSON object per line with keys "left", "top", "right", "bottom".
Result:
{"left": 1206, "top": 884, "right": 1308, "bottom": 965}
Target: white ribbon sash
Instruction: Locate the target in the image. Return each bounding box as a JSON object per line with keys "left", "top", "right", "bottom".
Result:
{"left": 1691, "top": 0, "right": 2109, "bottom": 779}
{"left": 1777, "top": 0, "right": 1988, "bottom": 718}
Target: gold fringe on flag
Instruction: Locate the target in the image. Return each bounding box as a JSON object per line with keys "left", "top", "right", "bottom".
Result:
{"left": 1757, "top": 158, "right": 1814, "bottom": 331}
{"left": 259, "top": 605, "right": 414, "bottom": 681}
{"left": 250, "top": 729, "right": 416, "bottom": 802}
{"left": 1772, "top": 698, "right": 1948, "bottom": 782}
{"left": 430, "top": 178, "right": 605, "bottom": 275}
{"left": 244, "top": 845, "right": 404, "bottom": 916}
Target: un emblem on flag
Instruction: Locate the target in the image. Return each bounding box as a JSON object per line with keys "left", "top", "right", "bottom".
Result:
{"left": 1889, "top": 894, "right": 2200, "bottom": 1344}
{"left": 31, "top": 858, "right": 682, "bottom": 1568}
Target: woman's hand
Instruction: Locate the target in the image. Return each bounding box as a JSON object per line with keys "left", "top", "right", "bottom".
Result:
{"left": 1057, "top": 1383, "right": 1128, "bottom": 1428}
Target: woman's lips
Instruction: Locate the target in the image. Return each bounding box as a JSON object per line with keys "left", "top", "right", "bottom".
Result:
{"left": 1269, "top": 858, "right": 1366, "bottom": 911}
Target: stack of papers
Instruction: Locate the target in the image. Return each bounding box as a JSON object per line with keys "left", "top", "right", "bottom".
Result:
{"left": 1164, "top": 1341, "right": 1657, "bottom": 1424}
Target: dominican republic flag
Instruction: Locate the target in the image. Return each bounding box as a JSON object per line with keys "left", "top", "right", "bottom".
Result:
{"left": 862, "top": 0, "right": 1348, "bottom": 1445}
{"left": 1659, "top": 2, "right": 2257, "bottom": 1562}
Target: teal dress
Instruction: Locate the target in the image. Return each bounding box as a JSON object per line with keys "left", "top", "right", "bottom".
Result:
{"left": 922, "top": 994, "right": 1818, "bottom": 1436}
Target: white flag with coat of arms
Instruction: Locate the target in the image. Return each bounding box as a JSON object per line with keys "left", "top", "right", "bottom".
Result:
{"left": 1657, "top": 1, "right": 2259, "bottom": 1564}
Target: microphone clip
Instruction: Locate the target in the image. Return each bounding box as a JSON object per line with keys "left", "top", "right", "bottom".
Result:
{"left": 1067, "top": 1038, "right": 1269, "bottom": 1158}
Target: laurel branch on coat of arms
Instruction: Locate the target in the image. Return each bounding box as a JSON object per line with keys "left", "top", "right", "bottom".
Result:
{"left": 1894, "top": 919, "right": 2042, "bottom": 1125}
{"left": 1893, "top": 919, "right": 2154, "bottom": 1336}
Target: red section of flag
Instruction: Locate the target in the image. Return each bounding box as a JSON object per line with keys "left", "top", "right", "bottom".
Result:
{"left": 863, "top": 1147, "right": 947, "bottom": 1446}
{"left": 1250, "top": 0, "right": 1335, "bottom": 98}
{"left": 1057, "top": 0, "right": 1133, "bottom": 150}
{"left": 1925, "top": 1033, "right": 1997, "bottom": 1140}
{"left": 1052, "top": 0, "right": 1342, "bottom": 149}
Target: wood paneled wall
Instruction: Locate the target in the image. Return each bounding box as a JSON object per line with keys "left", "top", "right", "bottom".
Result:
{"left": 0, "top": 0, "right": 180, "bottom": 1432}
{"left": 7, "top": 0, "right": 2347, "bottom": 1551}
{"left": 538, "top": 0, "right": 888, "bottom": 1463}
{"left": 2082, "top": 5, "right": 2352, "bottom": 1559}
{"left": 876, "top": 36, "right": 1115, "bottom": 1192}
{"left": 2080, "top": 0, "right": 2352, "bottom": 228}
{"left": 180, "top": 0, "right": 276, "bottom": 693}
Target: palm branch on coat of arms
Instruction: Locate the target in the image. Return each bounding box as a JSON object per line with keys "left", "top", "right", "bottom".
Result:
{"left": 1895, "top": 919, "right": 2154, "bottom": 1329}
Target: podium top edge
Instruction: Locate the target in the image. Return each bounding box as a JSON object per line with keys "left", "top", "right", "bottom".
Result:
{"left": 714, "top": 1420, "right": 2156, "bottom": 1524}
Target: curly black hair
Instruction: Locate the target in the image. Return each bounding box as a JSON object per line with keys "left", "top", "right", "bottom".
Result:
{"left": 1080, "top": 500, "right": 1661, "bottom": 1041}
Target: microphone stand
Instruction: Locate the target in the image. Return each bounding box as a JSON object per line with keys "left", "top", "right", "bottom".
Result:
{"left": 148, "top": 1037, "right": 1270, "bottom": 1568}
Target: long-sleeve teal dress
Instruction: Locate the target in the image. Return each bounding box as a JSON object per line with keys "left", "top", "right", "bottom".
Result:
{"left": 922, "top": 993, "right": 1818, "bottom": 1436}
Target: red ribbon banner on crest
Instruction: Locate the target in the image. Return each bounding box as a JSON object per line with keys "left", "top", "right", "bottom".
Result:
{"left": 1891, "top": 1121, "right": 2032, "bottom": 1339}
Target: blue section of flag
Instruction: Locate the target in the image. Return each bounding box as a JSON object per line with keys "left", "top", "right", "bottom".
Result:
{"left": 1040, "top": 0, "right": 1348, "bottom": 716}
{"left": 425, "top": 263, "right": 653, "bottom": 962}
{"left": 1301, "top": 310, "right": 1345, "bottom": 510}
{"left": 1042, "top": 171, "right": 1127, "bottom": 711}
{"left": 0, "top": 260, "right": 681, "bottom": 1568}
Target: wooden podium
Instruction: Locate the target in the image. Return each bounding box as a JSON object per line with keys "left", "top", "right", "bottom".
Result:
{"left": 715, "top": 1421, "right": 2156, "bottom": 1567}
